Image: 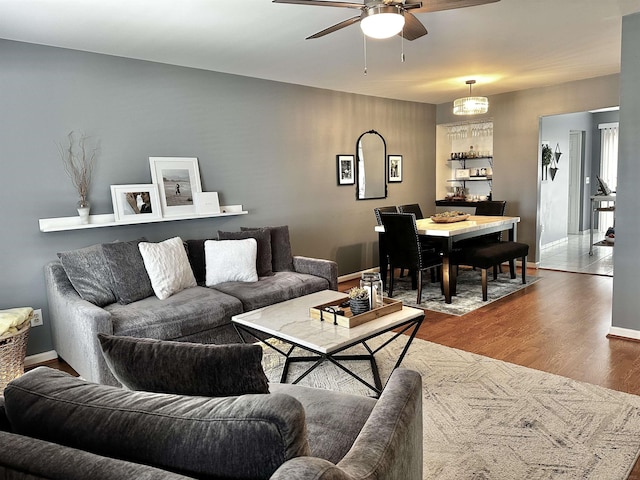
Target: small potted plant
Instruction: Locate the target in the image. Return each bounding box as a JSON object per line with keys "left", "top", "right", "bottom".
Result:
{"left": 348, "top": 287, "right": 370, "bottom": 316}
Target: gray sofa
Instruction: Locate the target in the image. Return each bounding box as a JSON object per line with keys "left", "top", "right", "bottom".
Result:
{"left": 0, "top": 367, "right": 423, "bottom": 480}
{"left": 45, "top": 227, "right": 338, "bottom": 386}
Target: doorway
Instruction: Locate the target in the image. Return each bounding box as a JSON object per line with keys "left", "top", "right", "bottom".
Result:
{"left": 538, "top": 110, "right": 617, "bottom": 277}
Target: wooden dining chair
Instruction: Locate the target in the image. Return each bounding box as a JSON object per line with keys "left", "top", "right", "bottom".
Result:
{"left": 379, "top": 212, "right": 443, "bottom": 304}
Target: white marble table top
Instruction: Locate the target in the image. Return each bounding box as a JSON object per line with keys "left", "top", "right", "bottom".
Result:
{"left": 375, "top": 215, "right": 520, "bottom": 237}
{"left": 232, "top": 290, "right": 424, "bottom": 354}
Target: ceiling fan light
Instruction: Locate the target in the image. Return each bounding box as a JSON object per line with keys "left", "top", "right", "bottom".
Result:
{"left": 360, "top": 6, "right": 405, "bottom": 39}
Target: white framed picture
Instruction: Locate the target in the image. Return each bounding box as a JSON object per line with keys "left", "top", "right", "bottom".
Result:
{"left": 455, "top": 168, "right": 470, "bottom": 180}
{"left": 194, "top": 191, "right": 221, "bottom": 215}
{"left": 149, "top": 157, "right": 203, "bottom": 217}
{"left": 337, "top": 155, "right": 355, "bottom": 185}
{"left": 110, "top": 184, "right": 162, "bottom": 223}
{"left": 388, "top": 155, "right": 402, "bottom": 183}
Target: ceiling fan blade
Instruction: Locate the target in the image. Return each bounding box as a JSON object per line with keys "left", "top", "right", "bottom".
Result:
{"left": 401, "top": 12, "right": 428, "bottom": 40}
{"left": 402, "top": 2, "right": 423, "bottom": 10}
{"left": 306, "top": 16, "right": 361, "bottom": 39}
{"left": 411, "top": 0, "right": 499, "bottom": 14}
{"left": 272, "top": 0, "right": 363, "bottom": 9}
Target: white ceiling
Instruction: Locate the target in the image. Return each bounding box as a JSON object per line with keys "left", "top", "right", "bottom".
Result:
{"left": 1, "top": 0, "right": 639, "bottom": 104}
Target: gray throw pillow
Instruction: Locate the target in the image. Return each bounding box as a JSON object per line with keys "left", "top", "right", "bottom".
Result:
{"left": 57, "top": 243, "right": 117, "bottom": 306}
{"left": 98, "top": 334, "right": 270, "bottom": 396}
{"left": 101, "top": 239, "right": 154, "bottom": 304}
{"left": 242, "top": 225, "right": 294, "bottom": 271}
{"left": 218, "top": 229, "right": 273, "bottom": 276}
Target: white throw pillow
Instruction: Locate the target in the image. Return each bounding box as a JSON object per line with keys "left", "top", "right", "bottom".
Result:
{"left": 138, "top": 237, "right": 197, "bottom": 300}
{"left": 205, "top": 239, "right": 258, "bottom": 286}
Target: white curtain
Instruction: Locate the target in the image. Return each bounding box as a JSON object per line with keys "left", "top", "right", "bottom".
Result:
{"left": 599, "top": 123, "right": 618, "bottom": 231}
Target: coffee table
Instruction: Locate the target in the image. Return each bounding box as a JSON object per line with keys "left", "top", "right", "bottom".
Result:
{"left": 232, "top": 290, "right": 424, "bottom": 397}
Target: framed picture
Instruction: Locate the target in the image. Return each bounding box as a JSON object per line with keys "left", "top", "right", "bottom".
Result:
{"left": 388, "top": 155, "right": 402, "bottom": 183}
{"left": 337, "top": 155, "right": 355, "bottom": 185}
{"left": 110, "top": 184, "right": 162, "bottom": 222}
{"left": 455, "top": 168, "right": 470, "bottom": 180}
{"left": 149, "top": 157, "right": 203, "bottom": 216}
{"left": 193, "top": 191, "right": 220, "bottom": 215}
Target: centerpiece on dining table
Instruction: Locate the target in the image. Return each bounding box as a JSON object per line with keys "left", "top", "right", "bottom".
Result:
{"left": 430, "top": 211, "right": 470, "bottom": 223}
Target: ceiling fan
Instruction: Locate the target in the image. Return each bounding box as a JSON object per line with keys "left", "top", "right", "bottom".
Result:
{"left": 272, "top": 0, "right": 500, "bottom": 41}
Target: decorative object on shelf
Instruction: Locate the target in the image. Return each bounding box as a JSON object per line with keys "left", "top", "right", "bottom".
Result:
{"left": 149, "top": 157, "right": 203, "bottom": 217}
{"left": 194, "top": 192, "right": 221, "bottom": 215}
{"left": 347, "top": 287, "right": 370, "bottom": 316}
{"left": 110, "top": 184, "right": 162, "bottom": 222}
{"left": 58, "top": 131, "right": 99, "bottom": 224}
{"left": 541, "top": 143, "right": 552, "bottom": 180}
{"left": 360, "top": 272, "right": 383, "bottom": 309}
{"left": 455, "top": 168, "right": 470, "bottom": 180}
{"left": 388, "top": 155, "right": 402, "bottom": 183}
{"left": 336, "top": 154, "right": 355, "bottom": 185}
{"left": 453, "top": 80, "right": 489, "bottom": 116}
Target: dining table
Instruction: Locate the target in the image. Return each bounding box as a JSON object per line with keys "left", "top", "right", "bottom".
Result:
{"left": 375, "top": 215, "right": 521, "bottom": 304}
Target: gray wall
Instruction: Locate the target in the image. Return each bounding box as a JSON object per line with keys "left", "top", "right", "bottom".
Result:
{"left": 436, "top": 75, "right": 620, "bottom": 263}
{"left": 539, "top": 111, "right": 592, "bottom": 245}
{"left": 0, "top": 40, "right": 436, "bottom": 356}
{"left": 612, "top": 12, "right": 640, "bottom": 331}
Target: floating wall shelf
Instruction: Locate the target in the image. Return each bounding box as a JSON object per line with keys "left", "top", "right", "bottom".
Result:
{"left": 39, "top": 205, "right": 247, "bottom": 233}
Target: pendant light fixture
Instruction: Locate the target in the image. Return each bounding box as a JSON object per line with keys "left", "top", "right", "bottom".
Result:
{"left": 360, "top": 5, "right": 405, "bottom": 39}
{"left": 453, "top": 80, "right": 489, "bottom": 116}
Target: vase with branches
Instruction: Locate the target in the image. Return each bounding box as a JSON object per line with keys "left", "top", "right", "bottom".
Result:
{"left": 58, "top": 131, "right": 98, "bottom": 223}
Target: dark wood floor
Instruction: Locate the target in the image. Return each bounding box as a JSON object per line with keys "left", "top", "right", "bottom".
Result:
{"left": 35, "top": 267, "right": 640, "bottom": 477}
{"left": 341, "top": 268, "right": 640, "bottom": 396}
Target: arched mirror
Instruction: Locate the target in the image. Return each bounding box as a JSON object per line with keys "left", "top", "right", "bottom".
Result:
{"left": 356, "top": 130, "right": 387, "bottom": 200}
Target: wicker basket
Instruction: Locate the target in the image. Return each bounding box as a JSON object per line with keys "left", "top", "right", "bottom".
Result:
{"left": 0, "top": 318, "right": 30, "bottom": 393}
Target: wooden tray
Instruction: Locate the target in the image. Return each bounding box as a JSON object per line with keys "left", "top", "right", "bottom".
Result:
{"left": 309, "top": 297, "right": 403, "bottom": 328}
{"left": 430, "top": 214, "right": 470, "bottom": 223}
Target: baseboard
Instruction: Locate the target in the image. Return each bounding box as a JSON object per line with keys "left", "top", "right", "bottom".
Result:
{"left": 607, "top": 327, "right": 640, "bottom": 342}
{"left": 24, "top": 350, "right": 58, "bottom": 367}
{"left": 541, "top": 237, "right": 569, "bottom": 250}
{"left": 338, "top": 267, "right": 380, "bottom": 283}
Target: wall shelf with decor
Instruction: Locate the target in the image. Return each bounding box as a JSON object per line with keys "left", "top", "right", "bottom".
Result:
{"left": 39, "top": 205, "right": 247, "bottom": 233}
{"left": 436, "top": 121, "right": 494, "bottom": 201}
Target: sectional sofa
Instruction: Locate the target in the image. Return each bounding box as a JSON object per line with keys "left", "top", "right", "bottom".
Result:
{"left": 0, "top": 338, "right": 423, "bottom": 480}
{"left": 45, "top": 226, "right": 338, "bottom": 386}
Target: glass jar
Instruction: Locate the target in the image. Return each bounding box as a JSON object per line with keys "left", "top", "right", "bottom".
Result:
{"left": 360, "top": 272, "right": 383, "bottom": 309}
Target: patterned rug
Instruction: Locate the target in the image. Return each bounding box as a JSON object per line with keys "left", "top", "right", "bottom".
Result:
{"left": 389, "top": 268, "right": 540, "bottom": 316}
{"left": 260, "top": 334, "right": 640, "bottom": 479}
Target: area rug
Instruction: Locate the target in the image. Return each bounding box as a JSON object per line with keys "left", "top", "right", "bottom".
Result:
{"left": 260, "top": 334, "right": 640, "bottom": 479}
{"left": 389, "top": 268, "right": 540, "bottom": 316}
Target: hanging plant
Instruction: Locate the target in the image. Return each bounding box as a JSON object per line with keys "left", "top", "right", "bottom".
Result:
{"left": 541, "top": 144, "right": 553, "bottom": 167}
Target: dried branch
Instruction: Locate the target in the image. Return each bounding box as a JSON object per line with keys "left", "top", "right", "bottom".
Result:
{"left": 58, "top": 131, "right": 99, "bottom": 201}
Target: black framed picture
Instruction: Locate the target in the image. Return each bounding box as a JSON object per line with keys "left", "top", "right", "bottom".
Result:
{"left": 337, "top": 154, "right": 355, "bottom": 185}
{"left": 388, "top": 155, "right": 402, "bottom": 183}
